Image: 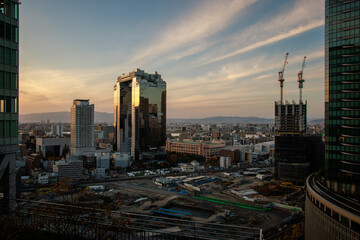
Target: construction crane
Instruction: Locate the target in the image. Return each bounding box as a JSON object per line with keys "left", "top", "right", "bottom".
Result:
{"left": 298, "top": 56, "right": 306, "bottom": 103}
{"left": 278, "top": 53, "right": 289, "bottom": 105}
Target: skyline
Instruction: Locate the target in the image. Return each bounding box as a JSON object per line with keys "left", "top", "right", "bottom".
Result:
{"left": 20, "top": 0, "right": 325, "bottom": 118}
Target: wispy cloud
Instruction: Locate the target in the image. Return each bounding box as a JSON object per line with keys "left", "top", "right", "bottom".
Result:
{"left": 167, "top": 50, "right": 324, "bottom": 118}
{"left": 130, "top": 0, "right": 257, "bottom": 64}
{"left": 195, "top": 0, "right": 324, "bottom": 66}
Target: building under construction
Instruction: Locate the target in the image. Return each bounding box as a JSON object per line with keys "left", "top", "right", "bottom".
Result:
{"left": 274, "top": 54, "right": 324, "bottom": 183}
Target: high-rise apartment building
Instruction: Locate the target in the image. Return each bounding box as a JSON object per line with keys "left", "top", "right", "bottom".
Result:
{"left": 70, "top": 99, "right": 95, "bottom": 155}
{"left": 0, "top": 0, "right": 19, "bottom": 211}
{"left": 114, "top": 69, "right": 166, "bottom": 161}
{"left": 305, "top": 1, "right": 360, "bottom": 239}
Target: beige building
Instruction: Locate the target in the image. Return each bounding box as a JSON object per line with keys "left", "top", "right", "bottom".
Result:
{"left": 166, "top": 140, "right": 225, "bottom": 160}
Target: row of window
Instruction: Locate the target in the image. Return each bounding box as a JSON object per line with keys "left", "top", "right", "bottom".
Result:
{"left": 328, "top": 48, "right": 360, "bottom": 57}
{"left": 0, "top": 21, "right": 18, "bottom": 43}
{"left": 326, "top": 73, "right": 360, "bottom": 81}
{"left": 327, "top": 18, "right": 360, "bottom": 31}
{"left": 328, "top": 100, "right": 360, "bottom": 107}
{"left": 0, "top": 96, "right": 17, "bottom": 113}
{"left": 328, "top": 83, "right": 359, "bottom": 91}
{"left": 326, "top": 135, "right": 360, "bottom": 143}
{"left": 327, "top": 110, "right": 360, "bottom": 117}
{"left": 0, "top": 119, "right": 17, "bottom": 138}
{"left": 307, "top": 188, "right": 360, "bottom": 232}
{"left": 0, "top": 0, "right": 18, "bottom": 20}
{"left": 326, "top": 138, "right": 360, "bottom": 146}
{"left": 327, "top": 5, "right": 360, "bottom": 17}
{"left": 327, "top": 29, "right": 360, "bottom": 41}
{"left": 0, "top": 70, "right": 17, "bottom": 89}
{"left": 328, "top": 38, "right": 360, "bottom": 47}
{"left": 328, "top": 1, "right": 360, "bottom": 11}
{"left": 326, "top": 119, "right": 360, "bottom": 125}
{"left": 329, "top": 65, "right": 360, "bottom": 73}
{"left": 0, "top": 46, "right": 18, "bottom": 66}
{"left": 328, "top": 93, "right": 360, "bottom": 99}
{"left": 325, "top": 152, "right": 360, "bottom": 162}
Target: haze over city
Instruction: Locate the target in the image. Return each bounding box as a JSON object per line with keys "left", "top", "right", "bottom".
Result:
{"left": 20, "top": 0, "right": 325, "bottom": 118}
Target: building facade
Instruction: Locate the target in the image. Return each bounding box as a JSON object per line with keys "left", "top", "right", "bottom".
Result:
{"left": 70, "top": 99, "right": 95, "bottom": 155}
{"left": 114, "top": 69, "right": 166, "bottom": 161}
{"left": 275, "top": 100, "right": 307, "bottom": 134}
{"left": 35, "top": 137, "right": 70, "bottom": 158}
{"left": 0, "top": 0, "right": 19, "bottom": 210}
{"left": 275, "top": 134, "right": 324, "bottom": 183}
{"left": 166, "top": 140, "right": 225, "bottom": 160}
{"left": 305, "top": 1, "right": 360, "bottom": 239}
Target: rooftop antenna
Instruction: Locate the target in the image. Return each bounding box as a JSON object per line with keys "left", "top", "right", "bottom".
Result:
{"left": 278, "top": 53, "right": 289, "bottom": 105}
{"left": 298, "top": 56, "right": 306, "bottom": 103}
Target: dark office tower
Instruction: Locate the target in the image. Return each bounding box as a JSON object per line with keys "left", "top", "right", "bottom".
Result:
{"left": 305, "top": 1, "right": 360, "bottom": 239}
{"left": 114, "top": 69, "right": 166, "bottom": 161}
{"left": 0, "top": 0, "right": 19, "bottom": 211}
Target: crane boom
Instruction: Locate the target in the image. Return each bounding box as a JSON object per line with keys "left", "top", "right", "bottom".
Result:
{"left": 298, "top": 56, "right": 306, "bottom": 102}
{"left": 278, "top": 52, "right": 289, "bottom": 105}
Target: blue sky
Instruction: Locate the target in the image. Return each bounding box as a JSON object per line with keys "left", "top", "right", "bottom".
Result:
{"left": 19, "top": 0, "right": 325, "bottom": 118}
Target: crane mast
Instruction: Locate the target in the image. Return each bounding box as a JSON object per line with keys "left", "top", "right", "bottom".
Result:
{"left": 298, "top": 56, "right": 306, "bottom": 103}
{"left": 278, "top": 53, "right": 289, "bottom": 105}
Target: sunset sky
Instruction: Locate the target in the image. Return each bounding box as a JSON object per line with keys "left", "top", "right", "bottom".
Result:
{"left": 19, "top": 0, "right": 325, "bottom": 119}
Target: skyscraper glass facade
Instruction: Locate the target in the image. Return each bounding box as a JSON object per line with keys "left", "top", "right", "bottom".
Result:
{"left": 0, "top": 0, "right": 19, "bottom": 210}
{"left": 114, "top": 69, "right": 166, "bottom": 161}
{"left": 0, "top": 0, "right": 18, "bottom": 147}
{"left": 325, "top": 0, "right": 360, "bottom": 195}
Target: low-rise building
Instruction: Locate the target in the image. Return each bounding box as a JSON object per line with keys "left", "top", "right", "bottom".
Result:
{"left": 38, "top": 173, "right": 49, "bottom": 184}
{"left": 54, "top": 159, "right": 83, "bottom": 180}
{"left": 36, "top": 137, "right": 70, "bottom": 158}
{"left": 166, "top": 140, "right": 225, "bottom": 160}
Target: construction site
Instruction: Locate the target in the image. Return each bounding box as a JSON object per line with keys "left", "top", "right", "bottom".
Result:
{"left": 22, "top": 168, "right": 305, "bottom": 237}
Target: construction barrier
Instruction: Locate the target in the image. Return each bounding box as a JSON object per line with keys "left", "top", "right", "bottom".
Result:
{"left": 193, "top": 196, "right": 271, "bottom": 212}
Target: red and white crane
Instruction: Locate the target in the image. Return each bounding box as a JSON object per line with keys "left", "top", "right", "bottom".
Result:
{"left": 278, "top": 53, "right": 289, "bottom": 105}
{"left": 298, "top": 56, "right": 306, "bottom": 103}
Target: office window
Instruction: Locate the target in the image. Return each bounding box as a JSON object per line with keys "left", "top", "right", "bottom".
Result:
{"left": 0, "top": 120, "right": 3, "bottom": 137}
{"left": 12, "top": 25, "right": 17, "bottom": 42}
{"left": 5, "top": 23, "right": 10, "bottom": 40}
{"left": 0, "top": 98, "right": 4, "bottom": 112}
{"left": 5, "top": 72, "right": 10, "bottom": 88}
{"left": 11, "top": 49, "right": 17, "bottom": 66}
{"left": 0, "top": 21, "right": 4, "bottom": 38}
{"left": 0, "top": 46, "right": 4, "bottom": 64}
{"left": 0, "top": 71, "right": 4, "bottom": 88}
{"left": 11, "top": 73, "right": 17, "bottom": 89}
{"left": 11, "top": 120, "right": 17, "bottom": 137}
{"left": 4, "top": 120, "right": 10, "bottom": 137}
{"left": 5, "top": 47, "right": 10, "bottom": 65}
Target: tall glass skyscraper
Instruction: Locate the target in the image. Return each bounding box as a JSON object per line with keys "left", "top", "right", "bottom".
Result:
{"left": 0, "top": 0, "right": 19, "bottom": 210}
{"left": 305, "top": 1, "right": 360, "bottom": 239}
{"left": 114, "top": 69, "right": 166, "bottom": 161}
{"left": 325, "top": 0, "right": 360, "bottom": 194}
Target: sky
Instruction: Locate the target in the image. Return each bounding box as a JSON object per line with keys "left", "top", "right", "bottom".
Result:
{"left": 19, "top": 0, "right": 325, "bottom": 119}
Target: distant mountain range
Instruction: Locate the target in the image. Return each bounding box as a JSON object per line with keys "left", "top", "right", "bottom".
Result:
{"left": 20, "top": 112, "right": 323, "bottom": 124}
{"left": 168, "top": 116, "right": 273, "bottom": 124}
{"left": 20, "top": 111, "right": 113, "bottom": 123}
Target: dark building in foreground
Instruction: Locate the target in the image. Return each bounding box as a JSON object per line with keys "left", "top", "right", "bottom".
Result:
{"left": 0, "top": 0, "right": 19, "bottom": 211}
{"left": 275, "top": 134, "right": 324, "bottom": 183}
{"left": 114, "top": 69, "right": 166, "bottom": 161}
{"left": 305, "top": 1, "right": 360, "bottom": 239}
